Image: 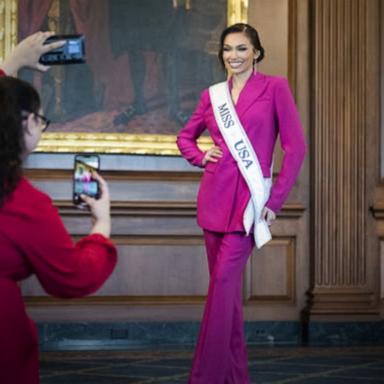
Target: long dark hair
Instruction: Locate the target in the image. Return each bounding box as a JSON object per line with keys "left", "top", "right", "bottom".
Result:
{"left": 0, "top": 76, "right": 40, "bottom": 206}
{"left": 218, "top": 23, "right": 265, "bottom": 69}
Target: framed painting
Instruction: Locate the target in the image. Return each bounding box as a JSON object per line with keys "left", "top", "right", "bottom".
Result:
{"left": 0, "top": 0, "right": 248, "bottom": 154}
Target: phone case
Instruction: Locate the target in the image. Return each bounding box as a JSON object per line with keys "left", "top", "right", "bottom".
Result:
{"left": 39, "top": 34, "right": 86, "bottom": 65}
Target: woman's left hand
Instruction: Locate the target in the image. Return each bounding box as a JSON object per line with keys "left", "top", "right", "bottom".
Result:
{"left": 261, "top": 206, "right": 276, "bottom": 226}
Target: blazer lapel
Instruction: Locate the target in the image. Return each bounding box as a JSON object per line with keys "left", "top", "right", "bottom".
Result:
{"left": 233, "top": 72, "right": 269, "bottom": 118}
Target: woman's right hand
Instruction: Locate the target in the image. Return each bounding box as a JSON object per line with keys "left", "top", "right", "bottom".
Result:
{"left": 202, "top": 146, "right": 223, "bottom": 166}
{"left": 80, "top": 172, "right": 112, "bottom": 238}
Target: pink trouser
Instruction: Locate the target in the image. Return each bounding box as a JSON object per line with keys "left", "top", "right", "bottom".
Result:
{"left": 189, "top": 230, "right": 254, "bottom": 384}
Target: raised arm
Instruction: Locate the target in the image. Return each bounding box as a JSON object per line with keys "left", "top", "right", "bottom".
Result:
{"left": 12, "top": 179, "right": 117, "bottom": 299}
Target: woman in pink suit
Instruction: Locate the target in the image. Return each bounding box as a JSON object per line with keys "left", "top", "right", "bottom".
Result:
{"left": 177, "top": 23, "right": 306, "bottom": 383}
{"left": 0, "top": 32, "right": 117, "bottom": 384}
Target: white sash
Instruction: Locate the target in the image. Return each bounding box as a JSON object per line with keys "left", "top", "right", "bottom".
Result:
{"left": 209, "top": 81, "right": 272, "bottom": 249}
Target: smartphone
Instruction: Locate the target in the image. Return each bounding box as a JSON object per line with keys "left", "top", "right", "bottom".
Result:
{"left": 73, "top": 155, "right": 100, "bottom": 208}
{"left": 39, "top": 34, "right": 86, "bottom": 65}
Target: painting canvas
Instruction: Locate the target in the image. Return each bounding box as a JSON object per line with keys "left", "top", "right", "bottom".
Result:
{"left": 18, "top": 0, "right": 228, "bottom": 144}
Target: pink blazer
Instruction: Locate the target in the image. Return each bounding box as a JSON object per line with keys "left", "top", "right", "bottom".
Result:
{"left": 177, "top": 72, "right": 307, "bottom": 233}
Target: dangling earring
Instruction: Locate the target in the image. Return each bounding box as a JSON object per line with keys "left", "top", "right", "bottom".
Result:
{"left": 253, "top": 58, "right": 257, "bottom": 74}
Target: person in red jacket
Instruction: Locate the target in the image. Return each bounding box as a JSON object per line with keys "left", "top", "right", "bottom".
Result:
{"left": 0, "top": 32, "right": 117, "bottom": 384}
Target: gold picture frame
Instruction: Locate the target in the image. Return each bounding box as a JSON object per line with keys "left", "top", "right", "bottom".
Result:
{"left": 0, "top": 0, "right": 248, "bottom": 155}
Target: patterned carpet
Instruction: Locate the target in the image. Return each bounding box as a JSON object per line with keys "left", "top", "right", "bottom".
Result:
{"left": 40, "top": 346, "right": 384, "bottom": 384}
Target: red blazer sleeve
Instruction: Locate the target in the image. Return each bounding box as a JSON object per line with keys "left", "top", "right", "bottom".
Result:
{"left": 0, "top": 69, "right": 6, "bottom": 77}
{"left": 176, "top": 90, "right": 209, "bottom": 167}
{"left": 265, "top": 78, "right": 307, "bottom": 213}
{"left": 19, "top": 184, "right": 117, "bottom": 298}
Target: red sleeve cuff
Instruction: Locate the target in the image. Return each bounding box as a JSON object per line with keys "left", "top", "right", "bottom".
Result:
{"left": 77, "top": 233, "right": 116, "bottom": 249}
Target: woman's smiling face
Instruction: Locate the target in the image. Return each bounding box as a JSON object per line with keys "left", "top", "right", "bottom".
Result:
{"left": 222, "top": 32, "right": 257, "bottom": 75}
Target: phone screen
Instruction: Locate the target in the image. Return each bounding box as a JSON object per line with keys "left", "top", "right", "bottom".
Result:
{"left": 73, "top": 155, "right": 100, "bottom": 207}
{"left": 39, "top": 34, "right": 86, "bottom": 65}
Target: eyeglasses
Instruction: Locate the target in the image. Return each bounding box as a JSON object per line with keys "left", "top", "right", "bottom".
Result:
{"left": 34, "top": 112, "right": 50, "bottom": 132}
{"left": 22, "top": 111, "right": 50, "bottom": 132}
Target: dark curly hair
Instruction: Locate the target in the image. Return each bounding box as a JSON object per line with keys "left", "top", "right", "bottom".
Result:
{"left": 218, "top": 23, "right": 265, "bottom": 69}
{"left": 0, "top": 76, "right": 40, "bottom": 206}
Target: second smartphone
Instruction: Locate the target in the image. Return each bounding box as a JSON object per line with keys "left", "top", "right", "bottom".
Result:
{"left": 73, "top": 154, "right": 100, "bottom": 208}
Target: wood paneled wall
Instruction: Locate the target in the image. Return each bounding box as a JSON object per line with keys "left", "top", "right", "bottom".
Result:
{"left": 23, "top": 159, "right": 307, "bottom": 322}
{"left": 373, "top": 0, "right": 384, "bottom": 317}
{"left": 308, "top": 0, "right": 381, "bottom": 319}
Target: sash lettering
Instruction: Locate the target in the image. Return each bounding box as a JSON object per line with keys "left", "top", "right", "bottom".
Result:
{"left": 209, "top": 81, "right": 272, "bottom": 249}
{"left": 218, "top": 103, "right": 234, "bottom": 128}
{"left": 234, "top": 140, "right": 253, "bottom": 169}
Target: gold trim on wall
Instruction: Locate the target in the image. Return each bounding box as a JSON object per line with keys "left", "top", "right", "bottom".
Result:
{"left": 0, "top": 0, "right": 17, "bottom": 62}
{"left": 1, "top": 0, "right": 247, "bottom": 155}
{"left": 228, "top": 0, "right": 248, "bottom": 24}
{"left": 37, "top": 132, "right": 213, "bottom": 154}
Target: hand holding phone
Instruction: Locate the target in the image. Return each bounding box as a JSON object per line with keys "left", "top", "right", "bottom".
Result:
{"left": 39, "top": 34, "right": 85, "bottom": 65}
{"left": 73, "top": 155, "right": 100, "bottom": 208}
{"left": 1, "top": 31, "right": 66, "bottom": 75}
{"left": 73, "top": 155, "right": 111, "bottom": 237}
